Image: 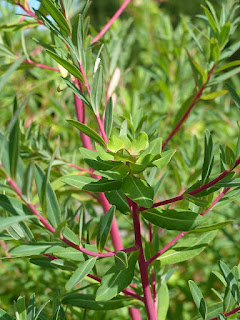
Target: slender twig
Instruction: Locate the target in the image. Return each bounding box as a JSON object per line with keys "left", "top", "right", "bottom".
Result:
{"left": 140, "top": 157, "right": 240, "bottom": 212}
{"left": 206, "top": 305, "right": 240, "bottom": 320}
{"left": 79, "top": 245, "right": 138, "bottom": 258}
{"left": 91, "top": 0, "right": 132, "bottom": 44}
{"left": 162, "top": 64, "right": 216, "bottom": 150}
{"left": 24, "top": 59, "right": 59, "bottom": 71}
{"left": 147, "top": 187, "right": 230, "bottom": 265}
{"left": 16, "top": 1, "right": 43, "bottom": 24}
{"left": 132, "top": 202, "right": 157, "bottom": 320}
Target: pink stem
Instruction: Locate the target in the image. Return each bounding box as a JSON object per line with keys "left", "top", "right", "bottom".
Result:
{"left": 79, "top": 63, "right": 91, "bottom": 96}
{"left": 96, "top": 114, "right": 108, "bottom": 143}
{"left": 16, "top": 1, "right": 43, "bottom": 24}
{"left": 91, "top": 0, "right": 131, "bottom": 44}
{"left": 147, "top": 188, "right": 230, "bottom": 265}
{"left": 132, "top": 202, "right": 157, "bottom": 320}
{"left": 162, "top": 64, "right": 216, "bottom": 150}
{"left": 206, "top": 305, "right": 240, "bottom": 320}
{"left": 24, "top": 59, "right": 59, "bottom": 71}
{"left": 79, "top": 245, "right": 138, "bottom": 258}
{"left": 66, "top": 162, "right": 92, "bottom": 174}
{"left": 140, "top": 157, "right": 240, "bottom": 211}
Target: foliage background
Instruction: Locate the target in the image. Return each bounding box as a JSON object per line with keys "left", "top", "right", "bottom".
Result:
{"left": 0, "top": 0, "right": 240, "bottom": 319}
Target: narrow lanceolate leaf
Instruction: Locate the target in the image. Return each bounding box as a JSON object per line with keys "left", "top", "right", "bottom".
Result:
{"left": 104, "top": 190, "right": 131, "bottom": 215}
{"left": 219, "top": 261, "right": 240, "bottom": 304}
{"left": 27, "top": 293, "right": 35, "bottom": 320}
{"left": 189, "top": 280, "right": 208, "bottom": 319}
{"left": 201, "top": 90, "right": 228, "bottom": 100}
{"left": 114, "top": 251, "right": 128, "bottom": 270}
{"left": 97, "top": 206, "right": 115, "bottom": 252}
{"left": 157, "top": 283, "right": 169, "bottom": 320}
{"left": 152, "top": 150, "right": 176, "bottom": 170}
{"left": 188, "top": 220, "right": 233, "bottom": 233}
{"left": 72, "top": 14, "right": 84, "bottom": 63}
{"left": 90, "top": 65, "right": 103, "bottom": 114}
{"left": 65, "top": 257, "right": 97, "bottom": 290}
{"left": 141, "top": 208, "right": 204, "bottom": 231}
{"left": 122, "top": 175, "right": 154, "bottom": 208}
{"left": 0, "top": 216, "right": 36, "bottom": 232}
{"left": 22, "top": 162, "right": 34, "bottom": 201}
{"left": 42, "top": 0, "right": 70, "bottom": 35}
{"left": 0, "top": 195, "right": 33, "bottom": 216}
{"left": 104, "top": 98, "right": 113, "bottom": 139}
{"left": 62, "top": 294, "right": 138, "bottom": 310}
{"left": 35, "top": 165, "right": 61, "bottom": 229}
{"left": 16, "top": 296, "right": 27, "bottom": 320}
{"left": 96, "top": 251, "right": 139, "bottom": 301}
{"left": 201, "top": 5, "right": 219, "bottom": 35}
{"left": 225, "top": 82, "right": 240, "bottom": 109}
{"left": 9, "top": 97, "right": 19, "bottom": 180}
{"left": 0, "top": 309, "right": 12, "bottom": 320}
{"left": 156, "top": 231, "right": 217, "bottom": 266}
{"left": 46, "top": 50, "right": 84, "bottom": 83}
{"left": 202, "top": 130, "right": 214, "bottom": 184}
{"left": 62, "top": 175, "right": 122, "bottom": 192}
{"left": 63, "top": 78, "right": 92, "bottom": 109}
{"left": 219, "top": 22, "right": 231, "bottom": 49}
{"left": 0, "top": 56, "right": 25, "bottom": 92}
{"left": 67, "top": 120, "right": 106, "bottom": 147}
{"left": 9, "top": 243, "right": 64, "bottom": 257}
{"left": 218, "top": 314, "right": 227, "bottom": 320}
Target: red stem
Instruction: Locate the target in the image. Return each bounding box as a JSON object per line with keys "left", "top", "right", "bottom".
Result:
{"left": 140, "top": 156, "right": 240, "bottom": 212}
{"left": 91, "top": 0, "right": 132, "bottom": 44}
{"left": 206, "top": 305, "right": 240, "bottom": 320}
{"left": 24, "top": 59, "right": 59, "bottom": 71}
{"left": 132, "top": 202, "right": 157, "bottom": 320}
{"left": 147, "top": 187, "right": 230, "bottom": 265}
{"left": 16, "top": 1, "right": 43, "bottom": 24}
{"left": 162, "top": 64, "right": 216, "bottom": 150}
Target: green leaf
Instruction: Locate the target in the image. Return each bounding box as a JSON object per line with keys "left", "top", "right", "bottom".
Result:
{"left": 201, "top": 5, "right": 219, "bottom": 35}
{"left": 65, "top": 257, "right": 97, "bottom": 290}
{"left": 27, "top": 293, "right": 35, "bottom": 320}
{"left": 72, "top": 14, "right": 84, "bottom": 63}
{"left": 9, "top": 97, "right": 20, "bottom": 180}
{"left": 141, "top": 208, "right": 204, "bottom": 231}
{"left": 94, "top": 165, "right": 129, "bottom": 180}
{"left": 29, "top": 257, "right": 55, "bottom": 269}
{"left": 96, "top": 251, "right": 139, "bottom": 301}
{"left": 114, "top": 251, "right": 128, "bottom": 270}
{"left": 219, "top": 22, "right": 231, "bottom": 48}
{"left": 129, "top": 132, "right": 148, "bottom": 155}
{"left": 122, "top": 175, "right": 154, "bottom": 208}
{"left": 202, "top": 130, "right": 214, "bottom": 184}
{"left": 201, "top": 90, "right": 228, "bottom": 100}
{"left": 218, "top": 314, "right": 227, "bottom": 320}
{"left": 0, "top": 195, "right": 33, "bottom": 216}
{"left": 157, "top": 283, "right": 169, "bottom": 320}
{"left": 104, "top": 190, "right": 131, "bottom": 215}
{"left": 97, "top": 206, "right": 115, "bottom": 253}
{"left": 184, "top": 194, "right": 210, "bottom": 208}
{"left": 63, "top": 78, "right": 92, "bottom": 109}
{"left": 156, "top": 231, "right": 217, "bottom": 266}
{"left": 35, "top": 164, "right": 61, "bottom": 229}
{"left": 215, "top": 60, "right": 240, "bottom": 73}
{"left": 104, "top": 98, "right": 113, "bottom": 139}
{"left": 50, "top": 259, "right": 77, "bottom": 271}
{"left": 67, "top": 120, "right": 106, "bottom": 147}
{"left": 62, "top": 175, "right": 122, "bottom": 192}
{"left": 107, "top": 135, "right": 125, "bottom": 152}
{"left": 34, "top": 300, "right": 50, "bottom": 320}
{"left": 223, "top": 286, "right": 235, "bottom": 313}
{"left": 189, "top": 280, "right": 207, "bottom": 319}
{"left": 52, "top": 247, "right": 85, "bottom": 262}
{"left": 90, "top": 66, "right": 103, "bottom": 114}
{"left": 9, "top": 243, "right": 64, "bottom": 256}
{"left": 0, "top": 309, "right": 12, "bottom": 320}
{"left": 22, "top": 162, "right": 34, "bottom": 202}
{"left": 219, "top": 261, "right": 240, "bottom": 304}
{"left": 80, "top": 147, "right": 116, "bottom": 169}
{"left": 46, "top": 50, "right": 84, "bottom": 82}
{"left": 225, "top": 82, "right": 240, "bottom": 109}
{"left": 188, "top": 220, "right": 233, "bottom": 233}
{"left": 62, "top": 226, "right": 79, "bottom": 245}
{"left": 0, "top": 57, "right": 25, "bottom": 92}
{"left": 0, "top": 216, "right": 36, "bottom": 233}
{"left": 15, "top": 296, "right": 27, "bottom": 320}
{"left": 42, "top": 0, "right": 70, "bottom": 35}
{"left": 62, "top": 294, "right": 138, "bottom": 310}
{"left": 152, "top": 150, "right": 176, "bottom": 170}
{"left": 211, "top": 37, "right": 221, "bottom": 62}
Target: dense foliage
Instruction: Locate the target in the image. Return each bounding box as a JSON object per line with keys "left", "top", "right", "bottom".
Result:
{"left": 1, "top": 0, "right": 240, "bottom": 319}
